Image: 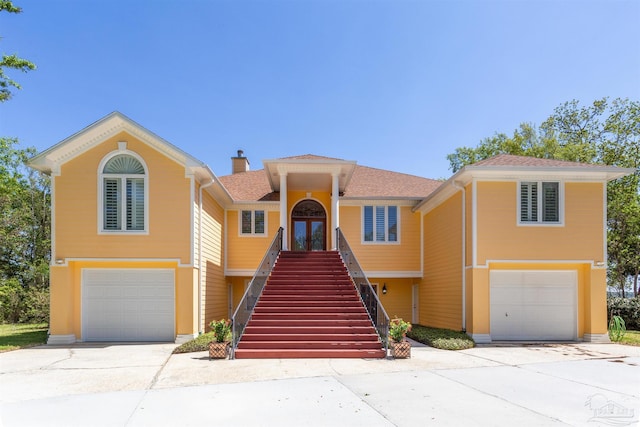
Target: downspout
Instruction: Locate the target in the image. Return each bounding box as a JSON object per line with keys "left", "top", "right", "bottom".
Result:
{"left": 198, "top": 178, "right": 215, "bottom": 335}
{"left": 452, "top": 181, "right": 466, "bottom": 332}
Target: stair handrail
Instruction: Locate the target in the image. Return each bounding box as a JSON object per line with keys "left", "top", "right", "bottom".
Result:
{"left": 336, "top": 227, "right": 390, "bottom": 354}
{"left": 231, "top": 227, "right": 283, "bottom": 358}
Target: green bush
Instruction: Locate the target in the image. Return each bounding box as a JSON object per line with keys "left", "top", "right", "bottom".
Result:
{"left": 0, "top": 280, "right": 50, "bottom": 324}
{"left": 20, "top": 286, "right": 49, "bottom": 323}
{"left": 173, "top": 332, "right": 216, "bottom": 354}
{"left": 407, "top": 324, "right": 475, "bottom": 350}
{"left": 607, "top": 297, "right": 640, "bottom": 330}
{"left": 608, "top": 315, "right": 626, "bottom": 342}
{"left": 0, "top": 279, "right": 24, "bottom": 323}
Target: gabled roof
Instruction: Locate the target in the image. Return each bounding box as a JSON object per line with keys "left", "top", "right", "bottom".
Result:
{"left": 343, "top": 165, "right": 442, "bottom": 199}
{"left": 28, "top": 111, "right": 233, "bottom": 205}
{"left": 414, "top": 154, "right": 635, "bottom": 213}
{"left": 29, "top": 111, "right": 207, "bottom": 176}
{"left": 218, "top": 170, "right": 279, "bottom": 202}
{"left": 262, "top": 154, "right": 358, "bottom": 193}
{"left": 471, "top": 154, "right": 615, "bottom": 169}
{"left": 219, "top": 158, "right": 442, "bottom": 202}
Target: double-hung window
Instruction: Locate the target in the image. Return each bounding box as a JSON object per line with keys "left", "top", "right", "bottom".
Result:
{"left": 100, "top": 153, "right": 147, "bottom": 232}
{"left": 363, "top": 205, "right": 398, "bottom": 243}
{"left": 519, "top": 181, "right": 561, "bottom": 224}
{"left": 240, "top": 210, "right": 266, "bottom": 235}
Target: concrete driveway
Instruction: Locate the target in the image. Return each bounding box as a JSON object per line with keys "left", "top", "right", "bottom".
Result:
{"left": 1, "top": 341, "right": 639, "bottom": 426}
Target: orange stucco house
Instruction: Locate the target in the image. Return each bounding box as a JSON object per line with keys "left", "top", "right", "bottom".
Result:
{"left": 29, "top": 112, "right": 633, "bottom": 346}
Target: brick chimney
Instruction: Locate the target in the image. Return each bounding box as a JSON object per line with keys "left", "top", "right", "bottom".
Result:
{"left": 232, "top": 149, "right": 250, "bottom": 174}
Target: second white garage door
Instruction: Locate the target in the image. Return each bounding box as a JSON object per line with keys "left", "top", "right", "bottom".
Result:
{"left": 82, "top": 269, "right": 175, "bottom": 341}
{"left": 490, "top": 270, "right": 577, "bottom": 341}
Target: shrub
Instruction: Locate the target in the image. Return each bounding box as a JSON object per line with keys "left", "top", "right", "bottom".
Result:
{"left": 608, "top": 315, "right": 626, "bottom": 342}
{"left": 209, "top": 318, "right": 232, "bottom": 343}
{"left": 607, "top": 297, "right": 640, "bottom": 330}
{"left": 389, "top": 317, "right": 412, "bottom": 342}
{"left": 0, "top": 279, "right": 24, "bottom": 323}
{"left": 173, "top": 332, "right": 216, "bottom": 354}
{"left": 20, "top": 286, "right": 49, "bottom": 323}
{"left": 407, "top": 324, "right": 475, "bottom": 350}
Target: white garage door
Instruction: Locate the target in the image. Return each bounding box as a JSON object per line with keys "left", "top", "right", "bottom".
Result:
{"left": 82, "top": 269, "right": 175, "bottom": 341}
{"left": 490, "top": 270, "right": 577, "bottom": 341}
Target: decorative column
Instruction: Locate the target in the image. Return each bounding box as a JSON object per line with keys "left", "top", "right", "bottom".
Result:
{"left": 280, "top": 171, "right": 288, "bottom": 250}
{"left": 331, "top": 172, "right": 339, "bottom": 250}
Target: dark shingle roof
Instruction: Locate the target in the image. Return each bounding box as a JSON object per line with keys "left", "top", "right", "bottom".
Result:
{"left": 218, "top": 159, "right": 441, "bottom": 201}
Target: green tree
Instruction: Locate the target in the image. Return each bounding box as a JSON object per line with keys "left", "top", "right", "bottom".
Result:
{"left": 0, "top": 0, "right": 36, "bottom": 102}
{"left": 447, "top": 98, "right": 640, "bottom": 296}
{"left": 0, "top": 138, "right": 50, "bottom": 323}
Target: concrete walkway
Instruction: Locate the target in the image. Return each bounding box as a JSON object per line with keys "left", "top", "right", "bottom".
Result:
{"left": 1, "top": 341, "right": 639, "bottom": 426}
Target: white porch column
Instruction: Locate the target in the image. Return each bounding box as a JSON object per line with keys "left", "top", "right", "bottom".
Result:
{"left": 280, "top": 172, "right": 288, "bottom": 250}
{"left": 331, "top": 172, "right": 339, "bottom": 250}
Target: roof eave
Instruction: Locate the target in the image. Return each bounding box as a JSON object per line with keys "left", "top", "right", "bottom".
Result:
{"left": 27, "top": 111, "right": 208, "bottom": 176}
{"left": 413, "top": 164, "right": 636, "bottom": 214}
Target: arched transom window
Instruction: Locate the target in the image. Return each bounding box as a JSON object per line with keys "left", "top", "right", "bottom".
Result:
{"left": 99, "top": 153, "right": 147, "bottom": 232}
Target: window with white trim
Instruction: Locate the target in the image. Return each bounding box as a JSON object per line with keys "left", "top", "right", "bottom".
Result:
{"left": 240, "top": 210, "right": 266, "bottom": 235}
{"left": 99, "top": 154, "right": 147, "bottom": 232}
{"left": 363, "top": 205, "right": 398, "bottom": 242}
{"left": 519, "top": 181, "right": 561, "bottom": 224}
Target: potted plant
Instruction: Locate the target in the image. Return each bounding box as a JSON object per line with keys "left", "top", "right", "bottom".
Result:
{"left": 208, "top": 318, "right": 231, "bottom": 359}
{"left": 389, "top": 317, "right": 412, "bottom": 358}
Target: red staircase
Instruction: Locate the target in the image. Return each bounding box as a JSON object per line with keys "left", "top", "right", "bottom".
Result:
{"left": 234, "top": 251, "right": 386, "bottom": 359}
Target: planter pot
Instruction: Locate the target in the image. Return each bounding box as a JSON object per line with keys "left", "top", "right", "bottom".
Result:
{"left": 209, "top": 341, "right": 229, "bottom": 359}
{"left": 391, "top": 340, "right": 411, "bottom": 359}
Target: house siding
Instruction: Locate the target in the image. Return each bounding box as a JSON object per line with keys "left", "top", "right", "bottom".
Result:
{"left": 476, "top": 181, "right": 605, "bottom": 265}
{"left": 54, "top": 132, "right": 192, "bottom": 264}
{"left": 200, "top": 189, "right": 226, "bottom": 327}
{"left": 226, "top": 210, "right": 280, "bottom": 271}
{"left": 421, "top": 192, "right": 463, "bottom": 330}
{"left": 338, "top": 205, "right": 421, "bottom": 273}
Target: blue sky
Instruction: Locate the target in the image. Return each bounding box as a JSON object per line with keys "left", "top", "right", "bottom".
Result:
{"left": 1, "top": 0, "right": 639, "bottom": 179}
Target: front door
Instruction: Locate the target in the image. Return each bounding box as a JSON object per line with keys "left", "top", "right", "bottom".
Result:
{"left": 291, "top": 200, "right": 326, "bottom": 251}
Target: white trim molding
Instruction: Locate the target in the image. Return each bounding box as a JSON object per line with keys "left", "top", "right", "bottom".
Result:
{"left": 175, "top": 334, "right": 198, "bottom": 344}
{"left": 583, "top": 333, "right": 611, "bottom": 343}
{"left": 471, "top": 333, "right": 491, "bottom": 344}
{"left": 364, "top": 271, "right": 422, "bottom": 279}
{"left": 47, "top": 334, "right": 77, "bottom": 345}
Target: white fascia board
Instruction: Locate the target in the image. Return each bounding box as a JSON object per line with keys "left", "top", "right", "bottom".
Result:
{"left": 413, "top": 164, "right": 635, "bottom": 214}
{"left": 228, "top": 201, "right": 280, "bottom": 211}
{"left": 464, "top": 166, "right": 635, "bottom": 182}
{"left": 340, "top": 198, "right": 421, "bottom": 207}
{"left": 28, "top": 112, "right": 209, "bottom": 177}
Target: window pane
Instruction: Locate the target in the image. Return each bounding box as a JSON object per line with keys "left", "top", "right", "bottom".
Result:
{"left": 375, "top": 206, "right": 385, "bottom": 241}
{"left": 388, "top": 206, "right": 397, "bottom": 241}
{"left": 126, "top": 178, "right": 144, "bottom": 230}
{"left": 104, "top": 178, "right": 121, "bottom": 230}
{"left": 542, "top": 182, "right": 559, "bottom": 222}
{"left": 364, "top": 206, "right": 373, "bottom": 241}
{"left": 104, "top": 154, "right": 144, "bottom": 174}
{"left": 254, "top": 210, "right": 265, "bottom": 234}
{"left": 241, "top": 211, "right": 252, "bottom": 234}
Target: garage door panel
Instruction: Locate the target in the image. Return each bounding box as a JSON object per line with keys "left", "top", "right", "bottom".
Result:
{"left": 490, "top": 270, "right": 577, "bottom": 341}
{"left": 82, "top": 269, "right": 175, "bottom": 342}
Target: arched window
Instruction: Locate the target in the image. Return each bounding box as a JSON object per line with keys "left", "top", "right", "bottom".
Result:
{"left": 99, "top": 152, "right": 147, "bottom": 232}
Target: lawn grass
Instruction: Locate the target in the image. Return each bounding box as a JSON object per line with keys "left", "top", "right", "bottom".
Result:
{"left": 407, "top": 324, "right": 475, "bottom": 350}
{"left": 173, "top": 332, "right": 217, "bottom": 354}
{"left": 619, "top": 330, "right": 640, "bottom": 346}
{"left": 0, "top": 323, "right": 48, "bottom": 352}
